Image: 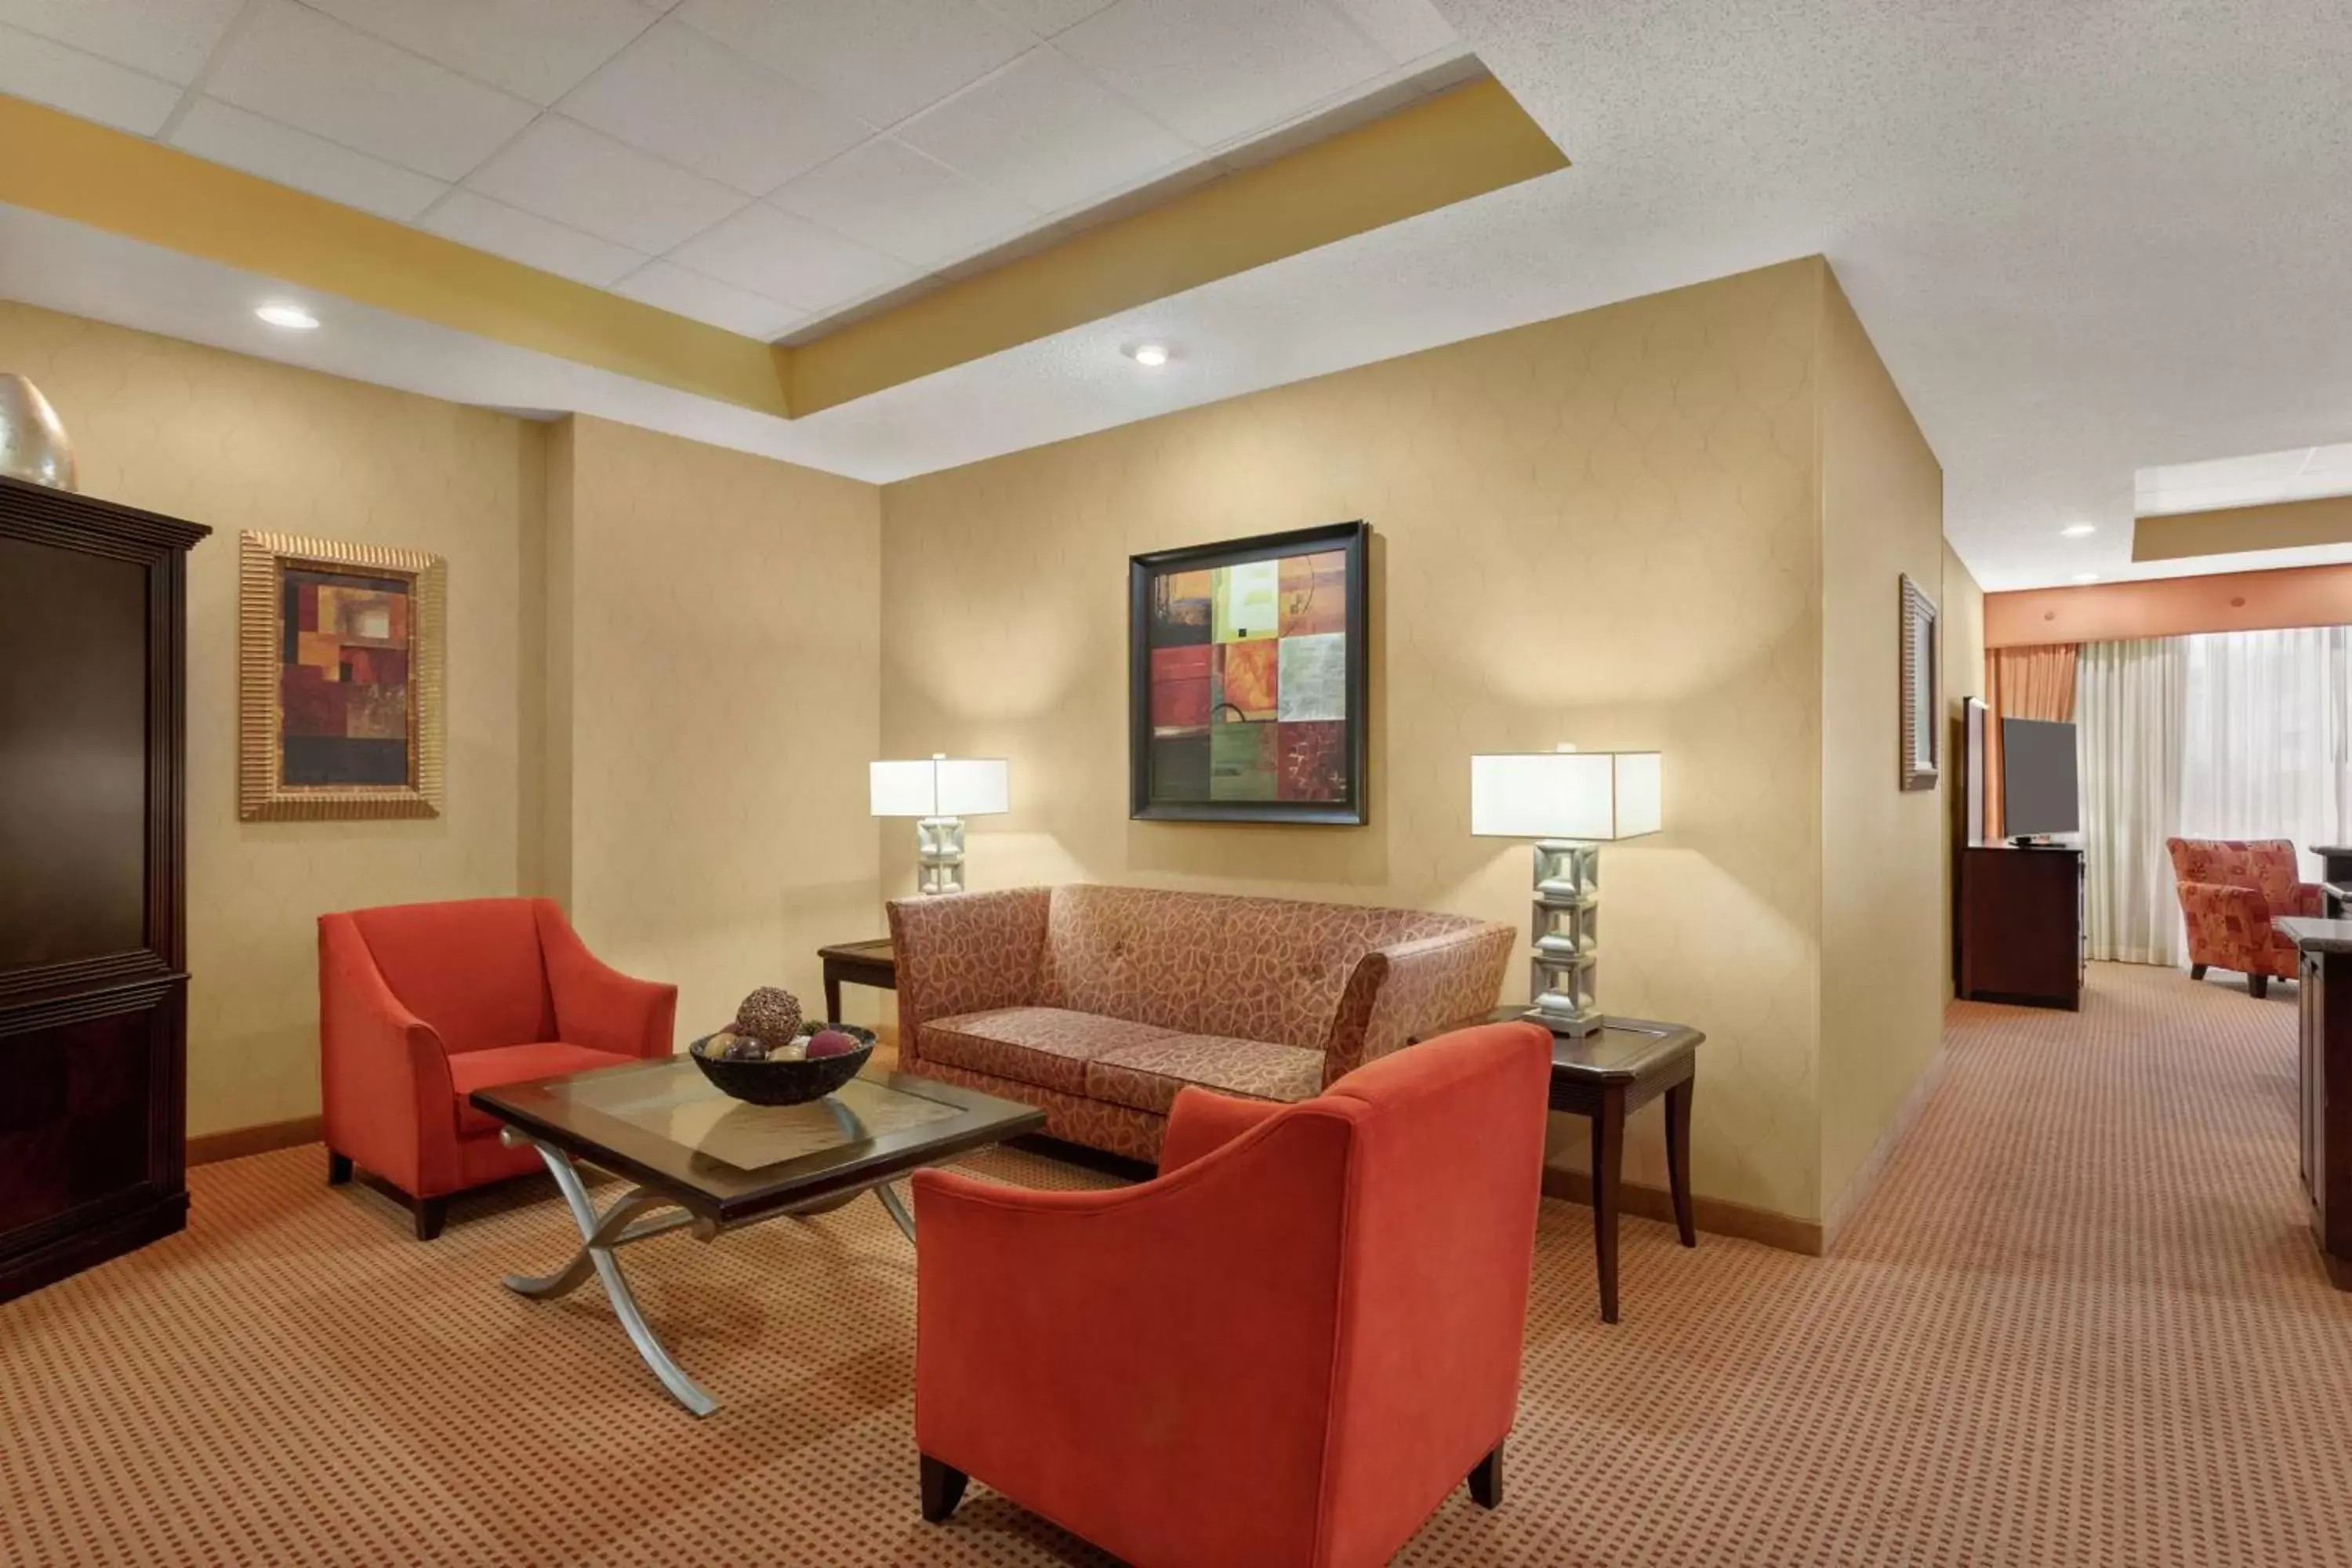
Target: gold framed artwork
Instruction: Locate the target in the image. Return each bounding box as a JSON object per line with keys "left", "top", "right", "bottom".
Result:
{"left": 238, "top": 532, "right": 444, "bottom": 822}
{"left": 1898, "top": 572, "right": 1940, "bottom": 792}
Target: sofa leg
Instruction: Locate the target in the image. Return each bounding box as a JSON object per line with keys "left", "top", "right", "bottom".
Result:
{"left": 327, "top": 1150, "right": 353, "bottom": 1185}
{"left": 920, "top": 1454, "right": 968, "bottom": 1523}
{"left": 2189, "top": 964, "right": 2207, "bottom": 981}
{"left": 2249, "top": 975, "right": 2270, "bottom": 1000}
{"left": 1467, "top": 1439, "right": 1504, "bottom": 1509}
{"left": 413, "top": 1196, "right": 449, "bottom": 1242}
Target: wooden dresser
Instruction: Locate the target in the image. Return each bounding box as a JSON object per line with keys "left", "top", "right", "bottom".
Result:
{"left": 0, "top": 476, "right": 207, "bottom": 1303}
{"left": 2281, "top": 916, "right": 2352, "bottom": 1290}
{"left": 1958, "top": 844, "right": 2085, "bottom": 1010}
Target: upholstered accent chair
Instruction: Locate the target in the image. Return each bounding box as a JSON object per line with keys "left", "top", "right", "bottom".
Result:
{"left": 913, "top": 1020, "right": 1552, "bottom": 1567}
{"left": 2167, "top": 837, "right": 2324, "bottom": 998}
{"left": 887, "top": 884, "right": 1515, "bottom": 1163}
{"left": 318, "top": 898, "right": 675, "bottom": 1238}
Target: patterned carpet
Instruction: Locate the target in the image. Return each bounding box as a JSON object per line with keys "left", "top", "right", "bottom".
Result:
{"left": 6, "top": 963, "right": 2352, "bottom": 1566}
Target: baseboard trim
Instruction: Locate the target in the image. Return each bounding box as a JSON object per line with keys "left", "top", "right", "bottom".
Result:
{"left": 1541, "top": 1166, "right": 1823, "bottom": 1257}
{"left": 188, "top": 1115, "right": 322, "bottom": 1167}
{"left": 1820, "top": 1041, "right": 1951, "bottom": 1252}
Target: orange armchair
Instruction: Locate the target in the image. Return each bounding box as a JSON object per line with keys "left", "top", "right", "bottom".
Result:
{"left": 2168, "top": 838, "right": 2325, "bottom": 997}
{"left": 912, "top": 1021, "right": 1552, "bottom": 1568}
{"left": 318, "top": 898, "right": 675, "bottom": 1239}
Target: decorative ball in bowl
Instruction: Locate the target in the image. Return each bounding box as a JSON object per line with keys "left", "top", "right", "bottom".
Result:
{"left": 688, "top": 1022, "right": 877, "bottom": 1106}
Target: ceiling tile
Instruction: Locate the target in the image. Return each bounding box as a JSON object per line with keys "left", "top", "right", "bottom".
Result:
{"left": 171, "top": 99, "right": 449, "bottom": 221}
{"left": 1323, "top": 0, "right": 1458, "bottom": 64}
{"left": 675, "top": 0, "right": 1031, "bottom": 128}
{"left": 205, "top": 1, "right": 537, "bottom": 182}
{"left": 974, "top": 0, "right": 1115, "bottom": 36}
{"left": 0, "top": 0, "right": 241, "bottom": 85}
{"left": 668, "top": 202, "right": 916, "bottom": 314}
{"left": 0, "top": 24, "right": 180, "bottom": 134}
{"left": 298, "top": 0, "right": 660, "bottom": 106}
{"left": 464, "top": 115, "right": 748, "bottom": 253}
{"left": 772, "top": 137, "right": 1033, "bottom": 267}
{"left": 559, "top": 20, "right": 867, "bottom": 195}
{"left": 611, "top": 260, "right": 807, "bottom": 338}
{"left": 423, "top": 191, "right": 648, "bottom": 287}
{"left": 896, "top": 46, "right": 1192, "bottom": 214}
{"left": 1056, "top": 0, "right": 1388, "bottom": 147}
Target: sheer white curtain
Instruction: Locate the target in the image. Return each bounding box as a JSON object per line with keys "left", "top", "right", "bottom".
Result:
{"left": 2179, "top": 626, "right": 2352, "bottom": 881}
{"left": 2078, "top": 637, "right": 2187, "bottom": 964}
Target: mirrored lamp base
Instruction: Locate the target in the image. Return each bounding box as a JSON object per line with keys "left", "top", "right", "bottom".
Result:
{"left": 915, "top": 815, "right": 966, "bottom": 896}
{"left": 1525, "top": 839, "right": 1602, "bottom": 1036}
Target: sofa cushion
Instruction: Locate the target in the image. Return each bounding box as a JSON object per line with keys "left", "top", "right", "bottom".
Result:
{"left": 348, "top": 898, "right": 555, "bottom": 1054}
{"left": 922, "top": 1007, "right": 1181, "bottom": 1098}
{"left": 1034, "top": 884, "right": 1484, "bottom": 1051}
{"left": 1085, "top": 1033, "right": 1326, "bottom": 1116}
{"left": 448, "top": 1041, "right": 637, "bottom": 1138}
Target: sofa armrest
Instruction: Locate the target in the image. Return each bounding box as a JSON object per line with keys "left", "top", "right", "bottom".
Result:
{"left": 912, "top": 1106, "right": 1354, "bottom": 1562}
{"left": 318, "top": 913, "right": 459, "bottom": 1194}
{"left": 2289, "top": 882, "right": 2328, "bottom": 919}
{"left": 1319, "top": 924, "right": 1515, "bottom": 1087}
{"left": 535, "top": 901, "right": 677, "bottom": 1058}
{"left": 886, "top": 887, "right": 1051, "bottom": 1067}
{"left": 1159, "top": 1085, "right": 1285, "bottom": 1175}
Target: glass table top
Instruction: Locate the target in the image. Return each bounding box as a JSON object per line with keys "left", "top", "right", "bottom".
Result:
{"left": 470, "top": 1055, "right": 1047, "bottom": 1222}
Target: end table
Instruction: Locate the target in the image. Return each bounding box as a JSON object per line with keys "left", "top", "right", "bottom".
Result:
{"left": 1418, "top": 1008, "right": 1704, "bottom": 1323}
{"left": 817, "top": 938, "right": 895, "bottom": 1024}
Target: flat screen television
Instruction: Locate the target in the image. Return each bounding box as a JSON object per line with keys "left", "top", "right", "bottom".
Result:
{"left": 2002, "top": 717, "right": 2079, "bottom": 837}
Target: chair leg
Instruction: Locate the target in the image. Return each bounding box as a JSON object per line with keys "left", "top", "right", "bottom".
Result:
{"left": 920, "top": 1454, "right": 968, "bottom": 1523}
{"left": 327, "top": 1150, "right": 353, "bottom": 1185}
{"left": 2189, "top": 964, "right": 2207, "bottom": 981}
{"left": 2249, "top": 975, "right": 2270, "bottom": 1000}
{"left": 414, "top": 1195, "right": 449, "bottom": 1242}
{"left": 1467, "top": 1439, "right": 1505, "bottom": 1509}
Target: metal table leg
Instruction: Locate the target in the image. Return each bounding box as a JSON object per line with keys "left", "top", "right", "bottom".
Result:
{"left": 504, "top": 1134, "right": 721, "bottom": 1417}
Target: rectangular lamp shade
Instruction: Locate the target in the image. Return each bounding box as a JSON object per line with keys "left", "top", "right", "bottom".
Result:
{"left": 1470, "top": 750, "right": 1661, "bottom": 840}
{"left": 869, "top": 757, "right": 1009, "bottom": 818}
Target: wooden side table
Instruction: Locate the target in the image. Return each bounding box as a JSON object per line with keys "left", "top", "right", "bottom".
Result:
{"left": 817, "top": 938, "right": 895, "bottom": 1023}
{"left": 1419, "top": 1008, "right": 1704, "bottom": 1323}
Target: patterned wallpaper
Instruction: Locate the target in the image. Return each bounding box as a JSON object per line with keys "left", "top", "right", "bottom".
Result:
{"left": 0, "top": 302, "right": 539, "bottom": 1136}
{"left": 557, "top": 416, "right": 881, "bottom": 1043}
{"left": 881, "top": 261, "right": 1836, "bottom": 1221}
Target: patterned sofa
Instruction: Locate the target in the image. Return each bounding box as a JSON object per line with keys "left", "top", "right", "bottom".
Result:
{"left": 2167, "top": 837, "right": 2325, "bottom": 997}
{"left": 886, "top": 884, "right": 1515, "bottom": 1162}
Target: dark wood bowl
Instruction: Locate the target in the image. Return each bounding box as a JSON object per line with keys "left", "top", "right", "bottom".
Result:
{"left": 686, "top": 1024, "right": 877, "bottom": 1106}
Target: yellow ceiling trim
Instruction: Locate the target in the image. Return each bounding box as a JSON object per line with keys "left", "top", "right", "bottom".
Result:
{"left": 0, "top": 78, "right": 1564, "bottom": 420}
{"left": 788, "top": 77, "right": 1568, "bottom": 415}
{"left": 0, "top": 95, "right": 792, "bottom": 417}
{"left": 2133, "top": 494, "right": 2352, "bottom": 561}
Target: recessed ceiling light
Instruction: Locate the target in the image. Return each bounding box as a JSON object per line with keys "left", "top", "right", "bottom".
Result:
{"left": 1123, "top": 342, "right": 1170, "bottom": 368}
{"left": 2072, "top": 572, "right": 2100, "bottom": 583}
{"left": 2060, "top": 522, "right": 2096, "bottom": 538}
{"left": 255, "top": 303, "right": 319, "bottom": 331}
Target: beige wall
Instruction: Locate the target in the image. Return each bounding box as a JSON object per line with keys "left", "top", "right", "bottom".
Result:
{"left": 1814, "top": 275, "right": 1950, "bottom": 1232}
{"left": 0, "top": 301, "right": 543, "bottom": 1136}
{"left": 551, "top": 416, "right": 882, "bottom": 1039}
{"left": 884, "top": 261, "right": 1834, "bottom": 1223}
{"left": 0, "top": 306, "right": 885, "bottom": 1134}
{"left": 1940, "top": 542, "right": 1987, "bottom": 993}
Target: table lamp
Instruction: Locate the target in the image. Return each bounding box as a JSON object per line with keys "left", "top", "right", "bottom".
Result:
{"left": 870, "top": 754, "right": 1009, "bottom": 895}
{"left": 1470, "top": 746, "right": 1662, "bottom": 1035}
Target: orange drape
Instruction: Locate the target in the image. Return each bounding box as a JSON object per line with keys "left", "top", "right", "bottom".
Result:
{"left": 1984, "top": 644, "right": 2080, "bottom": 840}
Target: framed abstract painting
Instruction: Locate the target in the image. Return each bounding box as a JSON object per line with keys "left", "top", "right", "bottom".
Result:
{"left": 238, "top": 532, "right": 444, "bottom": 821}
{"left": 1128, "top": 520, "right": 1369, "bottom": 825}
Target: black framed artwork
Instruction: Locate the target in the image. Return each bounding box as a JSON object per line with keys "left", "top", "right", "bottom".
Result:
{"left": 1128, "top": 520, "right": 1369, "bottom": 825}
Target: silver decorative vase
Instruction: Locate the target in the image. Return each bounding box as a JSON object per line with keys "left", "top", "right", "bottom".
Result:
{"left": 0, "top": 373, "right": 77, "bottom": 491}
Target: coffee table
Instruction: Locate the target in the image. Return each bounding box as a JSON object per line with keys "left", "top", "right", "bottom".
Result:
{"left": 470, "top": 1057, "right": 1044, "bottom": 1416}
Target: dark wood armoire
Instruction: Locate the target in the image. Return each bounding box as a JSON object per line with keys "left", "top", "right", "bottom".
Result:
{"left": 0, "top": 474, "right": 206, "bottom": 1303}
